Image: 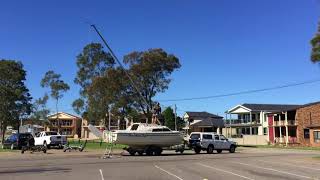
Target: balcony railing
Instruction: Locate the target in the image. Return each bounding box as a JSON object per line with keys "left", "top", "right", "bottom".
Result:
{"left": 273, "top": 120, "right": 296, "bottom": 126}
{"left": 224, "top": 119, "right": 260, "bottom": 125}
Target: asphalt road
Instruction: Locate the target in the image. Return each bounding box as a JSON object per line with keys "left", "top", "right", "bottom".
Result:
{"left": 1, "top": 148, "right": 320, "bottom": 180}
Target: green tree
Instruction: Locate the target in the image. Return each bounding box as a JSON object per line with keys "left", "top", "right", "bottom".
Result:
{"left": 0, "top": 60, "right": 32, "bottom": 143}
{"left": 311, "top": 22, "right": 320, "bottom": 63}
{"left": 124, "top": 48, "right": 181, "bottom": 117}
{"left": 162, "top": 107, "right": 176, "bottom": 130}
{"left": 29, "top": 94, "right": 50, "bottom": 126}
{"left": 73, "top": 45, "right": 181, "bottom": 125}
{"left": 41, "top": 71, "right": 69, "bottom": 133}
{"left": 73, "top": 43, "right": 114, "bottom": 115}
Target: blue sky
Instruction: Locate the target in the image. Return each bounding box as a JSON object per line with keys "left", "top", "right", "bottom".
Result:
{"left": 1, "top": 0, "right": 320, "bottom": 116}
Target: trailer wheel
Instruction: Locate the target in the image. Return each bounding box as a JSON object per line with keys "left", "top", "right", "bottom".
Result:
{"left": 129, "top": 150, "right": 136, "bottom": 156}
{"left": 138, "top": 151, "right": 143, "bottom": 156}
{"left": 154, "top": 148, "right": 162, "bottom": 156}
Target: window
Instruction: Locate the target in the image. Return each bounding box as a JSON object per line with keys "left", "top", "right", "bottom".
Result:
{"left": 152, "top": 129, "right": 162, "bottom": 132}
{"left": 46, "top": 132, "right": 58, "bottom": 136}
{"left": 190, "top": 134, "right": 200, "bottom": 140}
{"left": 304, "top": 129, "right": 310, "bottom": 139}
{"left": 314, "top": 131, "right": 320, "bottom": 143}
{"left": 263, "top": 128, "right": 268, "bottom": 135}
{"left": 214, "top": 135, "right": 219, "bottom": 140}
{"left": 131, "top": 124, "right": 139, "bottom": 130}
{"left": 162, "top": 128, "right": 170, "bottom": 132}
{"left": 219, "top": 135, "right": 226, "bottom": 141}
{"left": 202, "top": 134, "right": 212, "bottom": 139}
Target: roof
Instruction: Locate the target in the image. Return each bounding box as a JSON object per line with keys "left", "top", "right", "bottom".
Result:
{"left": 47, "top": 112, "right": 81, "bottom": 119}
{"left": 185, "top": 111, "right": 223, "bottom": 119}
{"left": 241, "top": 103, "right": 302, "bottom": 112}
{"left": 191, "top": 117, "right": 225, "bottom": 127}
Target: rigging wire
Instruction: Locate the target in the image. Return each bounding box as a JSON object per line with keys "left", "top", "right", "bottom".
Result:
{"left": 158, "top": 78, "right": 320, "bottom": 102}
{"left": 90, "top": 24, "right": 150, "bottom": 109}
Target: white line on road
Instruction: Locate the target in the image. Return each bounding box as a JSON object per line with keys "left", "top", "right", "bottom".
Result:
{"left": 256, "top": 160, "right": 320, "bottom": 171}
{"left": 196, "top": 163, "right": 254, "bottom": 180}
{"left": 154, "top": 165, "right": 184, "bottom": 180}
{"left": 99, "top": 169, "right": 105, "bottom": 180}
{"left": 234, "top": 162, "right": 313, "bottom": 179}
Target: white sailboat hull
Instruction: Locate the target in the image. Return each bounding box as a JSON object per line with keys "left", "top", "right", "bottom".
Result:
{"left": 112, "top": 131, "right": 183, "bottom": 148}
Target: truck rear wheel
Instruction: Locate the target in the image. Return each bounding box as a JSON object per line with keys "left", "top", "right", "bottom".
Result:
{"left": 194, "top": 147, "right": 201, "bottom": 154}
{"left": 229, "top": 145, "right": 236, "bottom": 153}
{"left": 207, "top": 145, "right": 214, "bottom": 154}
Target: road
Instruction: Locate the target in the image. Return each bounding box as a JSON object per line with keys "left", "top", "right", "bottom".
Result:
{"left": 1, "top": 148, "right": 320, "bottom": 180}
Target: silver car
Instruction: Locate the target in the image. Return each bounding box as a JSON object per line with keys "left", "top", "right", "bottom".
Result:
{"left": 188, "top": 132, "right": 237, "bottom": 154}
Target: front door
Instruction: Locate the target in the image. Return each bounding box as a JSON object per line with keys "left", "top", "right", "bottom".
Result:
{"left": 268, "top": 115, "right": 274, "bottom": 143}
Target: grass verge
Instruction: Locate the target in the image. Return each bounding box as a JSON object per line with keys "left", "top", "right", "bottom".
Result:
{"left": 68, "top": 139, "right": 127, "bottom": 150}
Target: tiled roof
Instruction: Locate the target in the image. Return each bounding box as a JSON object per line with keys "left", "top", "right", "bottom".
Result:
{"left": 186, "top": 111, "right": 223, "bottom": 119}
{"left": 191, "top": 117, "right": 225, "bottom": 127}
{"left": 242, "top": 103, "right": 302, "bottom": 112}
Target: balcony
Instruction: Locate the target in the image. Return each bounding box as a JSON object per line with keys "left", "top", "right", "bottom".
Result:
{"left": 273, "top": 120, "right": 296, "bottom": 126}
{"left": 225, "top": 119, "right": 260, "bottom": 125}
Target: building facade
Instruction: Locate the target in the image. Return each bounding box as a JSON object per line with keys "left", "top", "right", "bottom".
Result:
{"left": 183, "top": 112, "right": 224, "bottom": 134}
{"left": 46, "top": 112, "right": 82, "bottom": 138}
{"left": 296, "top": 102, "right": 320, "bottom": 147}
{"left": 225, "top": 104, "right": 300, "bottom": 138}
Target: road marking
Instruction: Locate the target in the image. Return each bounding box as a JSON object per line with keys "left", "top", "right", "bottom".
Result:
{"left": 99, "top": 169, "right": 105, "bottom": 180}
{"left": 256, "top": 160, "right": 320, "bottom": 171}
{"left": 196, "top": 163, "right": 254, "bottom": 180}
{"left": 234, "top": 162, "right": 313, "bottom": 179}
{"left": 154, "top": 165, "right": 184, "bottom": 180}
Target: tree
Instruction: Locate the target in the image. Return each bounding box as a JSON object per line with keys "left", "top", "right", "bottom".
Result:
{"left": 73, "top": 43, "right": 114, "bottom": 115}
{"left": 162, "top": 107, "right": 175, "bottom": 130}
{"left": 124, "top": 48, "right": 181, "bottom": 118}
{"left": 41, "top": 71, "right": 70, "bottom": 133}
{"left": 0, "top": 60, "right": 32, "bottom": 143}
{"left": 311, "top": 22, "right": 320, "bottom": 63}
{"left": 29, "top": 94, "right": 50, "bottom": 126}
{"left": 73, "top": 45, "right": 181, "bottom": 126}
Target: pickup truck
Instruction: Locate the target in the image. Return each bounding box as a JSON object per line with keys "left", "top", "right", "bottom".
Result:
{"left": 34, "top": 131, "right": 67, "bottom": 149}
{"left": 188, "top": 132, "right": 237, "bottom": 154}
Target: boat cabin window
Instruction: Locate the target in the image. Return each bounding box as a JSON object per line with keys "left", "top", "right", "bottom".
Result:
{"left": 131, "top": 124, "right": 139, "bottom": 130}
{"left": 152, "top": 128, "right": 171, "bottom": 132}
{"left": 162, "top": 128, "right": 170, "bottom": 132}
{"left": 152, "top": 128, "right": 162, "bottom": 132}
{"left": 190, "top": 134, "right": 200, "bottom": 140}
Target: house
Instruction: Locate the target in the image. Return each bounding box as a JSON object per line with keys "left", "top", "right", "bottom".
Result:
{"left": 46, "top": 112, "right": 82, "bottom": 138}
{"left": 295, "top": 102, "right": 320, "bottom": 147}
{"left": 183, "top": 111, "right": 224, "bottom": 134}
{"left": 81, "top": 118, "right": 105, "bottom": 139}
{"left": 265, "top": 101, "right": 320, "bottom": 147}
{"left": 225, "top": 103, "right": 301, "bottom": 138}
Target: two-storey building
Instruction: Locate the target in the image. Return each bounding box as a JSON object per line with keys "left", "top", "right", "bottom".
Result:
{"left": 46, "top": 112, "right": 82, "bottom": 138}
{"left": 225, "top": 104, "right": 301, "bottom": 138}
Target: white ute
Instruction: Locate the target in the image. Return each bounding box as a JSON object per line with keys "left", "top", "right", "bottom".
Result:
{"left": 188, "top": 132, "right": 237, "bottom": 154}
{"left": 34, "top": 131, "right": 67, "bottom": 149}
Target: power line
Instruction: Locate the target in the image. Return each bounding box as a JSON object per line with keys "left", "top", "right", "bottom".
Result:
{"left": 158, "top": 79, "right": 320, "bottom": 102}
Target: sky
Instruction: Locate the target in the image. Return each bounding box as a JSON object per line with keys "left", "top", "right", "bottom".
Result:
{"left": 1, "top": 0, "right": 320, "bottom": 117}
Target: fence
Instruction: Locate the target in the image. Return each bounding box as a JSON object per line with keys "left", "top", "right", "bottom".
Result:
{"left": 230, "top": 135, "right": 269, "bottom": 146}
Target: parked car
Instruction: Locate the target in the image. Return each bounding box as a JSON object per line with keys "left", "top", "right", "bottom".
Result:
{"left": 188, "top": 132, "right": 237, "bottom": 154}
{"left": 2, "top": 133, "right": 33, "bottom": 150}
{"left": 34, "top": 131, "right": 67, "bottom": 149}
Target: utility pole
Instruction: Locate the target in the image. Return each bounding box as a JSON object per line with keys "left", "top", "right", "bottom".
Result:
{"left": 108, "top": 106, "right": 111, "bottom": 131}
{"left": 174, "top": 104, "right": 177, "bottom": 131}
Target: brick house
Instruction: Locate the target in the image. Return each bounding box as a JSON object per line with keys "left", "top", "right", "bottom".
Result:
{"left": 296, "top": 102, "right": 320, "bottom": 147}
{"left": 46, "top": 112, "right": 82, "bottom": 138}
{"left": 267, "top": 101, "right": 320, "bottom": 147}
